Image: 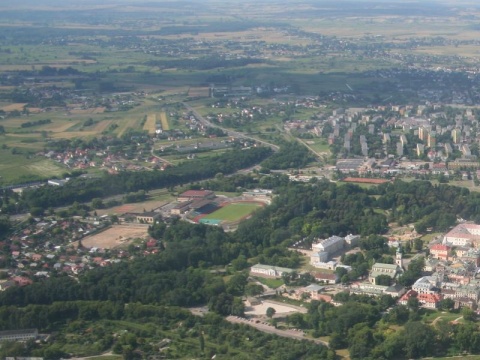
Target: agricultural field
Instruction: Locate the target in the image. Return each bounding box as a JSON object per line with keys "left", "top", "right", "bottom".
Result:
{"left": 144, "top": 113, "right": 156, "bottom": 134}
{"left": 159, "top": 111, "right": 169, "bottom": 131}
{"left": 202, "top": 201, "right": 263, "bottom": 222}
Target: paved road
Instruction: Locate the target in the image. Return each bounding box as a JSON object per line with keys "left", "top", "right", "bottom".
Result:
{"left": 226, "top": 316, "right": 328, "bottom": 347}
{"left": 150, "top": 146, "right": 173, "bottom": 165}
{"left": 183, "top": 103, "right": 280, "bottom": 152}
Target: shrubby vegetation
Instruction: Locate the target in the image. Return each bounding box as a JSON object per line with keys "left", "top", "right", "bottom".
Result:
{"left": 0, "top": 302, "right": 333, "bottom": 360}
{"left": 261, "top": 141, "right": 314, "bottom": 170}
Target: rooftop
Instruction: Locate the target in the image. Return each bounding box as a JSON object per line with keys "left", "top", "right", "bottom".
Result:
{"left": 251, "top": 263, "right": 294, "bottom": 273}
{"left": 179, "top": 190, "right": 214, "bottom": 197}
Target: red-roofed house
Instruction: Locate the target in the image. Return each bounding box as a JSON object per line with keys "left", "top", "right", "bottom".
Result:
{"left": 399, "top": 289, "right": 418, "bottom": 306}
{"left": 13, "top": 276, "right": 33, "bottom": 287}
{"left": 313, "top": 273, "right": 339, "bottom": 285}
{"left": 430, "top": 244, "right": 451, "bottom": 261}
{"left": 399, "top": 289, "right": 442, "bottom": 309}
{"left": 418, "top": 293, "right": 443, "bottom": 309}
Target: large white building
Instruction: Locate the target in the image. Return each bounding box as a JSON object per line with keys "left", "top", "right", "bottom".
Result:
{"left": 312, "top": 235, "right": 345, "bottom": 255}
{"left": 412, "top": 276, "right": 438, "bottom": 295}
{"left": 444, "top": 223, "right": 480, "bottom": 247}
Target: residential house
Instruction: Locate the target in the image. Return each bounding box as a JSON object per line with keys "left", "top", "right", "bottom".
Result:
{"left": 430, "top": 244, "right": 451, "bottom": 261}
{"left": 418, "top": 293, "right": 443, "bottom": 309}
{"left": 313, "top": 272, "right": 339, "bottom": 285}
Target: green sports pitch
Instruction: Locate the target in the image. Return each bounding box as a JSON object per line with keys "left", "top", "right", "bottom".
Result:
{"left": 201, "top": 202, "right": 263, "bottom": 222}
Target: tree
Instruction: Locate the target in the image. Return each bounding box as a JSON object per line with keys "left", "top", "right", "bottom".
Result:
{"left": 348, "top": 325, "right": 374, "bottom": 360}
{"left": 92, "top": 198, "right": 104, "bottom": 209}
{"left": 402, "top": 321, "right": 437, "bottom": 359}
{"left": 231, "top": 255, "right": 248, "bottom": 271}
{"left": 462, "top": 307, "right": 476, "bottom": 322}
{"left": 226, "top": 273, "right": 248, "bottom": 296}
{"left": 407, "top": 296, "right": 420, "bottom": 312}
{"left": 245, "top": 283, "right": 264, "bottom": 296}
{"left": 266, "top": 307, "right": 276, "bottom": 318}
{"left": 439, "top": 298, "right": 454, "bottom": 311}
{"left": 375, "top": 274, "right": 392, "bottom": 286}
{"left": 413, "top": 238, "right": 423, "bottom": 251}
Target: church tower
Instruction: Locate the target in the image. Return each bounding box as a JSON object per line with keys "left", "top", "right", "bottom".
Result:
{"left": 396, "top": 246, "right": 403, "bottom": 269}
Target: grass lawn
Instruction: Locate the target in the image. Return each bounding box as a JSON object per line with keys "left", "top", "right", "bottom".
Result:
{"left": 253, "top": 276, "right": 284, "bottom": 289}
{"left": 0, "top": 149, "right": 66, "bottom": 185}
{"left": 203, "top": 202, "right": 262, "bottom": 222}
{"left": 420, "top": 232, "right": 443, "bottom": 242}
{"left": 307, "top": 140, "right": 331, "bottom": 154}
{"left": 422, "top": 310, "right": 463, "bottom": 324}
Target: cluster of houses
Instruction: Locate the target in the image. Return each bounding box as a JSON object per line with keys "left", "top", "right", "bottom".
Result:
{"left": 397, "top": 223, "right": 480, "bottom": 310}
{"left": 249, "top": 223, "right": 480, "bottom": 312}
{"left": 40, "top": 146, "right": 161, "bottom": 174}
{"left": 0, "top": 217, "right": 164, "bottom": 292}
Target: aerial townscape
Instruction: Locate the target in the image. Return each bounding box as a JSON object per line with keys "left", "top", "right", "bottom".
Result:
{"left": 6, "top": 0, "right": 480, "bottom": 359}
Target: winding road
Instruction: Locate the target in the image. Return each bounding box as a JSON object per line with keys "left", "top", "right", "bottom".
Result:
{"left": 183, "top": 103, "right": 280, "bottom": 152}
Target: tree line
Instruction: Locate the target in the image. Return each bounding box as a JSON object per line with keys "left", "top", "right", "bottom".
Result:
{"left": 13, "top": 147, "right": 272, "bottom": 213}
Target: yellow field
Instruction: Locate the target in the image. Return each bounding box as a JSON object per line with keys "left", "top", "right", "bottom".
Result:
{"left": 159, "top": 112, "right": 169, "bottom": 131}
{"left": 2, "top": 103, "right": 27, "bottom": 111}
{"left": 42, "top": 122, "right": 78, "bottom": 132}
{"left": 144, "top": 113, "right": 156, "bottom": 134}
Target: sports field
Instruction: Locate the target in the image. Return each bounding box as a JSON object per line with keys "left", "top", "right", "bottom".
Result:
{"left": 202, "top": 202, "right": 263, "bottom": 222}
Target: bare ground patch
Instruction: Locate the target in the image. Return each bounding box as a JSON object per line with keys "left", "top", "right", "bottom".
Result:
{"left": 96, "top": 199, "right": 170, "bottom": 216}
{"left": 79, "top": 224, "right": 149, "bottom": 249}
